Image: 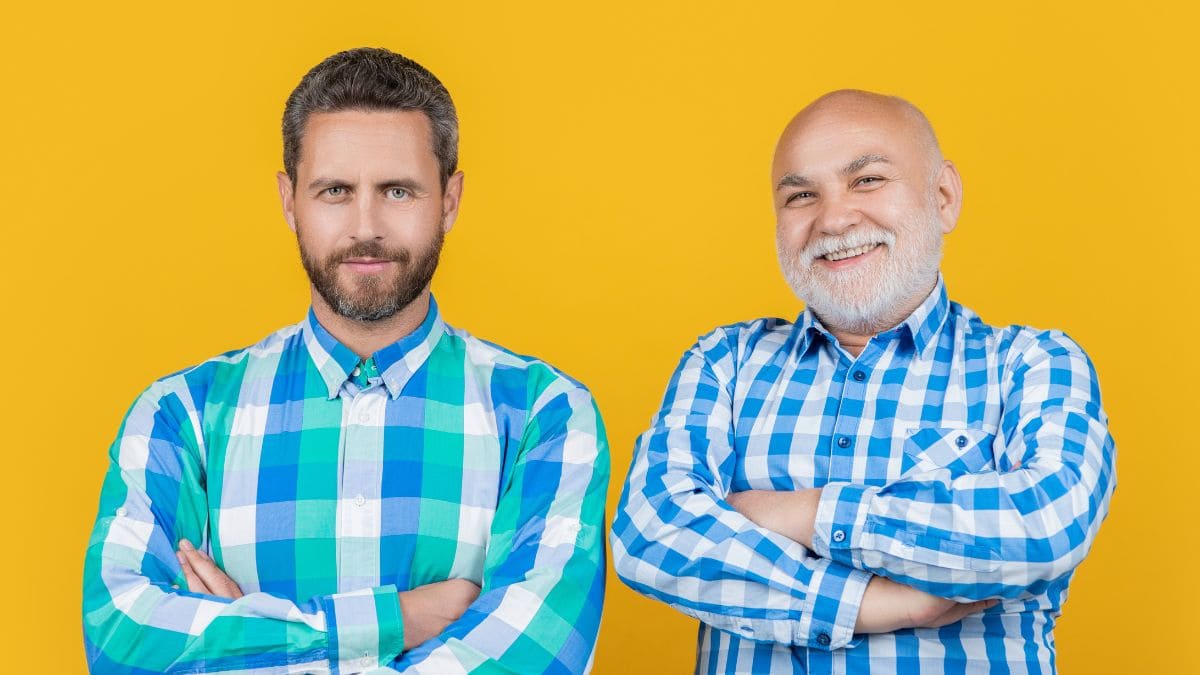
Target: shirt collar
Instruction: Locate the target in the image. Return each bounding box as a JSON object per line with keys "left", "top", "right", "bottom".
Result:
{"left": 903, "top": 274, "right": 950, "bottom": 357}
{"left": 790, "top": 274, "right": 950, "bottom": 358}
{"left": 302, "top": 295, "right": 447, "bottom": 400}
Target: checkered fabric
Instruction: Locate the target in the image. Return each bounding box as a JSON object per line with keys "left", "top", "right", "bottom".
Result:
{"left": 611, "top": 277, "right": 1115, "bottom": 674}
{"left": 83, "top": 297, "right": 609, "bottom": 674}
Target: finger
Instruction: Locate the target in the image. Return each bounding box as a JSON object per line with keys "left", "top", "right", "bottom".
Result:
{"left": 181, "top": 545, "right": 243, "bottom": 599}
{"left": 176, "top": 551, "right": 212, "bottom": 595}
{"left": 191, "top": 551, "right": 243, "bottom": 600}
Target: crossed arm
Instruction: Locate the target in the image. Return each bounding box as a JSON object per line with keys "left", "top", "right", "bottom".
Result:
{"left": 174, "top": 539, "right": 481, "bottom": 653}
{"left": 83, "top": 380, "right": 609, "bottom": 673}
{"left": 611, "top": 328, "right": 1115, "bottom": 648}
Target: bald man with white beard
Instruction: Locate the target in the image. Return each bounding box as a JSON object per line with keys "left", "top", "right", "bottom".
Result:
{"left": 611, "top": 90, "right": 1116, "bottom": 674}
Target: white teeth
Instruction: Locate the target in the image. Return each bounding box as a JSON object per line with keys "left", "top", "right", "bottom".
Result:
{"left": 823, "top": 243, "right": 879, "bottom": 261}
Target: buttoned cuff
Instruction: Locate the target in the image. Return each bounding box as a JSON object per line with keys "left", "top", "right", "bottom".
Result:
{"left": 320, "top": 584, "right": 404, "bottom": 673}
{"left": 812, "top": 482, "right": 876, "bottom": 569}
{"left": 794, "top": 558, "right": 872, "bottom": 651}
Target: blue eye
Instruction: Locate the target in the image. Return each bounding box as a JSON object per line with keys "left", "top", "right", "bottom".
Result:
{"left": 326, "top": 187, "right": 345, "bottom": 196}
{"left": 386, "top": 188, "right": 409, "bottom": 199}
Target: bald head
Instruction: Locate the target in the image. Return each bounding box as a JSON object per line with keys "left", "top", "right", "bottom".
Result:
{"left": 775, "top": 90, "right": 944, "bottom": 187}
{"left": 771, "top": 89, "right": 964, "bottom": 338}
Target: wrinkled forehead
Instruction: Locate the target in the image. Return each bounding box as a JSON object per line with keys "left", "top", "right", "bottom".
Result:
{"left": 772, "top": 106, "right": 936, "bottom": 181}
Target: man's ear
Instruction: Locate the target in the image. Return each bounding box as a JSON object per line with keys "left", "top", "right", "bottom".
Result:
{"left": 440, "top": 170, "right": 465, "bottom": 234}
{"left": 935, "top": 160, "right": 963, "bottom": 234}
{"left": 277, "top": 171, "right": 297, "bottom": 233}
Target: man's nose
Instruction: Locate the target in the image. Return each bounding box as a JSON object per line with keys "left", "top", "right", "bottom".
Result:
{"left": 349, "top": 193, "right": 385, "bottom": 240}
{"left": 813, "top": 192, "right": 860, "bottom": 236}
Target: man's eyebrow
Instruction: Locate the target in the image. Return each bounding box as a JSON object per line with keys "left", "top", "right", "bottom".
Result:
{"left": 841, "top": 153, "right": 890, "bottom": 175}
{"left": 776, "top": 173, "right": 814, "bottom": 190}
{"left": 306, "top": 177, "right": 428, "bottom": 193}
{"left": 307, "top": 176, "right": 351, "bottom": 191}
{"left": 377, "top": 178, "right": 426, "bottom": 192}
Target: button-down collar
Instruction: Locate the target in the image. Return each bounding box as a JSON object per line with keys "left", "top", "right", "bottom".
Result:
{"left": 790, "top": 274, "right": 951, "bottom": 359}
{"left": 302, "top": 295, "right": 447, "bottom": 400}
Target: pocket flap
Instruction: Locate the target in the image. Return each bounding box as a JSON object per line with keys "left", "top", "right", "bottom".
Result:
{"left": 902, "top": 426, "right": 998, "bottom": 475}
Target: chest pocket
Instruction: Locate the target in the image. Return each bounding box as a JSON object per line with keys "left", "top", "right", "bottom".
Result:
{"left": 902, "top": 426, "right": 998, "bottom": 476}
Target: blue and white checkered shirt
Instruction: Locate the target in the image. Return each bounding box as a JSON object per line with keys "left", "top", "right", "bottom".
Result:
{"left": 611, "top": 276, "right": 1115, "bottom": 674}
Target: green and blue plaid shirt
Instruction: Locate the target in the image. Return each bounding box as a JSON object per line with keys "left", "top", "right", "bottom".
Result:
{"left": 83, "top": 297, "right": 609, "bottom": 674}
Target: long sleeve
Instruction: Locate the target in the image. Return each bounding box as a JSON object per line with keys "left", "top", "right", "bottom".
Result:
{"left": 811, "top": 329, "right": 1117, "bottom": 602}
{"left": 385, "top": 378, "right": 610, "bottom": 674}
{"left": 82, "top": 384, "right": 405, "bottom": 674}
{"left": 611, "top": 332, "right": 870, "bottom": 651}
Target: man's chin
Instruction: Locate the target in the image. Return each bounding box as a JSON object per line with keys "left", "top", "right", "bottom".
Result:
{"left": 801, "top": 279, "right": 883, "bottom": 311}
{"left": 332, "top": 301, "right": 403, "bottom": 323}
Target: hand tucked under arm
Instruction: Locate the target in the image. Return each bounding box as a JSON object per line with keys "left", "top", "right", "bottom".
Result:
{"left": 177, "top": 540, "right": 243, "bottom": 599}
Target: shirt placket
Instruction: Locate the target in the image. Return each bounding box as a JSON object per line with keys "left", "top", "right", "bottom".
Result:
{"left": 824, "top": 345, "right": 879, "bottom": 485}
{"left": 336, "top": 378, "right": 386, "bottom": 592}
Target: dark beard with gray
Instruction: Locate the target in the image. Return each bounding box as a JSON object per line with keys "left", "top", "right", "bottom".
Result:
{"left": 298, "top": 230, "right": 443, "bottom": 323}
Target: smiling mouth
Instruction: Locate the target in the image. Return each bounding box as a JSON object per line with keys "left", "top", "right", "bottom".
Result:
{"left": 821, "top": 242, "right": 882, "bottom": 262}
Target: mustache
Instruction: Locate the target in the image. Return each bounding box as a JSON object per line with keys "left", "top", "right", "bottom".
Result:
{"left": 799, "top": 227, "right": 895, "bottom": 263}
{"left": 327, "top": 240, "right": 412, "bottom": 266}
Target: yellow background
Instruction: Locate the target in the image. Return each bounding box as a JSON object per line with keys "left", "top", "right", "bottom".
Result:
{"left": 3, "top": 1, "right": 1195, "bottom": 671}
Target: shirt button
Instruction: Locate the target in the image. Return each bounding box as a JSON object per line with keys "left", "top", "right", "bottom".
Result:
{"left": 358, "top": 411, "right": 370, "bottom": 423}
{"left": 832, "top": 530, "right": 846, "bottom": 543}
{"left": 352, "top": 366, "right": 361, "bottom": 377}
{"left": 956, "top": 435, "right": 968, "bottom": 447}
{"left": 852, "top": 370, "right": 866, "bottom": 382}
{"left": 115, "top": 507, "right": 127, "bottom": 517}
{"left": 837, "top": 436, "right": 851, "bottom": 448}
{"left": 816, "top": 633, "right": 831, "bottom": 646}
{"left": 355, "top": 494, "right": 365, "bottom": 507}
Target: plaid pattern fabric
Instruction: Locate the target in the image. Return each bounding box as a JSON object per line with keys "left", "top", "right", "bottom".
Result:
{"left": 83, "top": 297, "right": 609, "bottom": 674}
{"left": 611, "top": 277, "right": 1116, "bottom": 674}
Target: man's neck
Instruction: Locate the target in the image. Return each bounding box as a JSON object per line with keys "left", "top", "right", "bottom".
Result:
{"left": 310, "top": 289, "right": 431, "bottom": 360}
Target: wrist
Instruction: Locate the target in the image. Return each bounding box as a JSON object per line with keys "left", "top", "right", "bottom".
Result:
{"left": 397, "top": 589, "right": 422, "bottom": 651}
{"left": 791, "top": 488, "right": 821, "bottom": 548}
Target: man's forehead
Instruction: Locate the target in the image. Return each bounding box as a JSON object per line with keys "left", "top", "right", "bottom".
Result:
{"left": 774, "top": 111, "right": 929, "bottom": 176}
{"left": 774, "top": 91, "right": 941, "bottom": 176}
{"left": 304, "top": 109, "right": 432, "bottom": 144}
{"left": 297, "top": 110, "right": 438, "bottom": 175}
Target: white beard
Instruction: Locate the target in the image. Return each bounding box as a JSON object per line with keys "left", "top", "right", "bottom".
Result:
{"left": 777, "top": 208, "right": 943, "bottom": 336}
